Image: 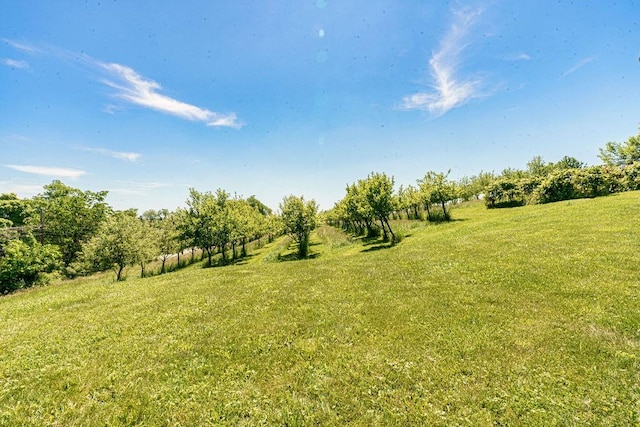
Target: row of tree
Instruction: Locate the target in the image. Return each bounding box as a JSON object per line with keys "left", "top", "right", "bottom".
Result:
{"left": 2, "top": 127, "right": 639, "bottom": 294}
{"left": 0, "top": 180, "right": 323, "bottom": 292}
{"left": 326, "top": 170, "right": 461, "bottom": 243}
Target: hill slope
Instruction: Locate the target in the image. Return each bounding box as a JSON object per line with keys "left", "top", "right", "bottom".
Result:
{"left": 1, "top": 193, "right": 639, "bottom": 425}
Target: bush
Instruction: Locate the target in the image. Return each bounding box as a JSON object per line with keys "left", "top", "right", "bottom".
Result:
{"left": 0, "top": 238, "right": 62, "bottom": 294}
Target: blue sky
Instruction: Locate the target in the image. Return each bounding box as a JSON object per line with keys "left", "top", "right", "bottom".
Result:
{"left": 1, "top": 1, "right": 639, "bottom": 212}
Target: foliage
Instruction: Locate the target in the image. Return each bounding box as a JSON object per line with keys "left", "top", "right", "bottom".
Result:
{"left": 599, "top": 128, "right": 640, "bottom": 166}
{"left": 0, "top": 237, "right": 61, "bottom": 294}
{"left": 31, "top": 180, "right": 110, "bottom": 267}
{"left": 0, "top": 193, "right": 32, "bottom": 227}
{"left": 81, "top": 211, "right": 148, "bottom": 281}
{"left": 418, "top": 171, "right": 457, "bottom": 221}
{"left": 153, "top": 212, "right": 181, "bottom": 274}
{"left": 279, "top": 195, "right": 318, "bottom": 258}
{"left": 361, "top": 172, "right": 397, "bottom": 242}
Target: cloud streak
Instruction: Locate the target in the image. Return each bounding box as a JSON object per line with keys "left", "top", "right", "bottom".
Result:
{"left": 3, "top": 38, "right": 242, "bottom": 128}
{"left": 2, "top": 39, "right": 40, "bottom": 54}
{"left": 3, "top": 164, "right": 86, "bottom": 179}
{"left": 1, "top": 58, "right": 29, "bottom": 69}
{"left": 77, "top": 146, "right": 141, "bottom": 162}
{"left": 562, "top": 57, "right": 594, "bottom": 78}
{"left": 400, "top": 7, "right": 485, "bottom": 116}
{"left": 100, "top": 63, "right": 241, "bottom": 128}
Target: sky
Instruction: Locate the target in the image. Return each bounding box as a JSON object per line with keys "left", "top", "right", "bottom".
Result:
{"left": 1, "top": 1, "right": 639, "bottom": 212}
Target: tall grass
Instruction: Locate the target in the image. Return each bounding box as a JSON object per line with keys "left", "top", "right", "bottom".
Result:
{"left": 0, "top": 193, "right": 638, "bottom": 425}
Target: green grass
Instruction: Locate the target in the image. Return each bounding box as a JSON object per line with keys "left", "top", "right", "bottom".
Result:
{"left": 1, "top": 193, "right": 639, "bottom": 425}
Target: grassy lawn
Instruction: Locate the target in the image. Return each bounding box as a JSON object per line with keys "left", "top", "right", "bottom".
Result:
{"left": 1, "top": 193, "right": 639, "bottom": 425}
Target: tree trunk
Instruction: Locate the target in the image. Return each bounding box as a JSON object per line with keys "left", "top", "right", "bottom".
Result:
{"left": 384, "top": 218, "right": 396, "bottom": 243}
{"left": 379, "top": 218, "right": 388, "bottom": 241}
{"left": 116, "top": 264, "right": 124, "bottom": 281}
{"left": 232, "top": 242, "right": 237, "bottom": 260}
{"left": 441, "top": 200, "right": 448, "bottom": 220}
{"left": 298, "top": 233, "right": 309, "bottom": 258}
{"left": 241, "top": 237, "right": 247, "bottom": 257}
{"left": 425, "top": 203, "right": 432, "bottom": 221}
{"left": 161, "top": 258, "right": 166, "bottom": 274}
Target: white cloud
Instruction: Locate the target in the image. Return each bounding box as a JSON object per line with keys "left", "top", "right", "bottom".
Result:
{"left": 109, "top": 181, "right": 176, "bottom": 196}
{"left": 561, "top": 57, "right": 594, "bottom": 78}
{"left": 100, "top": 62, "right": 242, "bottom": 128}
{"left": 1, "top": 58, "right": 29, "bottom": 69}
{"left": 0, "top": 181, "right": 43, "bottom": 197}
{"left": 503, "top": 53, "right": 531, "bottom": 61}
{"left": 77, "top": 146, "right": 141, "bottom": 162}
{"left": 2, "top": 39, "right": 40, "bottom": 54}
{"left": 400, "top": 7, "right": 485, "bottom": 116}
{"left": 3, "top": 164, "right": 86, "bottom": 179}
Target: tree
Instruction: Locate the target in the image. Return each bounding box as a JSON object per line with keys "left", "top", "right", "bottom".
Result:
{"left": 155, "top": 212, "right": 181, "bottom": 273}
{"left": 599, "top": 128, "right": 640, "bottom": 166}
{"left": 554, "top": 156, "right": 585, "bottom": 170}
{"left": 280, "top": 195, "right": 318, "bottom": 259}
{"left": 344, "top": 182, "right": 376, "bottom": 236}
{"left": 0, "top": 237, "right": 61, "bottom": 294}
{"left": 0, "top": 193, "right": 32, "bottom": 227}
{"left": 81, "top": 211, "right": 146, "bottom": 281}
{"left": 362, "top": 172, "right": 397, "bottom": 242}
{"left": 137, "top": 220, "right": 160, "bottom": 277}
{"left": 31, "top": 181, "right": 110, "bottom": 267}
{"left": 526, "top": 156, "right": 551, "bottom": 177}
{"left": 418, "top": 171, "right": 457, "bottom": 221}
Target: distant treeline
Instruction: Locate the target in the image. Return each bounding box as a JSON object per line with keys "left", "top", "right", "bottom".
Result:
{"left": 2, "top": 127, "right": 639, "bottom": 295}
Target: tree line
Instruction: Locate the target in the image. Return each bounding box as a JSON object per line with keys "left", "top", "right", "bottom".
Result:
{"left": 2, "top": 127, "right": 639, "bottom": 294}
{"left": 0, "top": 182, "right": 319, "bottom": 293}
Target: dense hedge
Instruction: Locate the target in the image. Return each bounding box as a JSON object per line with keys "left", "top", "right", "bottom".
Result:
{"left": 486, "top": 163, "right": 640, "bottom": 208}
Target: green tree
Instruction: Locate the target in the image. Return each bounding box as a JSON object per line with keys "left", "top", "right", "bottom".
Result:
{"left": 31, "top": 181, "right": 110, "bottom": 267}
{"left": 0, "top": 193, "right": 32, "bottom": 227}
{"left": 362, "top": 172, "right": 397, "bottom": 242}
{"left": 155, "top": 212, "right": 181, "bottom": 273}
{"left": 81, "top": 211, "right": 146, "bottom": 281}
{"left": 280, "top": 195, "right": 318, "bottom": 259}
{"left": 553, "top": 155, "right": 585, "bottom": 170}
{"left": 599, "top": 128, "right": 640, "bottom": 166}
{"left": 137, "top": 219, "right": 160, "bottom": 277}
{"left": 0, "top": 237, "right": 61, "bottom": 294}
{"left": 418, "top": 171, "right": 456, "bottom": 221}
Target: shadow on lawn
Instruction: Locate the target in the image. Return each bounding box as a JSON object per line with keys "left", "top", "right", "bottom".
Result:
{"left": 361, "top": 244, "right": 393, "bottom": 252}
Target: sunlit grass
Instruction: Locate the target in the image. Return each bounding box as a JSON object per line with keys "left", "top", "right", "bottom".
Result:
{"left": 1, "top": 193, "right": 639, "bottom": 425}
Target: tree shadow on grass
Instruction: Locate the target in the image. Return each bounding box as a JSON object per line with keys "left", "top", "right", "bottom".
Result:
{"left": 231, "top": 254, "right": 257, "bottom": 266}
{"left": 361, "top": 243, "right": 393, "bottom": 252}
{"left": 276, "top": 252, "right": 320, "bottom": 262}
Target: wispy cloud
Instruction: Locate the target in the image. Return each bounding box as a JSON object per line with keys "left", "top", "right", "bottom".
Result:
{"left": 77, "top": 146, "right": 141, "bottom": 162}
{"left": 0, "top": 181, "right": 43, "bottom": 197}
{"left": 503, "top": 53, "right": 531, "bottom": 61}
{"left": 1, "top": 58, "right": 29, "bottom": 69}
{"left": 109, "top": 181, "right": 176, "bottom": 196}
{"left": 400, "top": 7, "right": 485, "bottom": 116}
{"left": 3, "top": 164, "right": 86, "bottom": 179}
{"left": 561, "top": 57, "right": 594, "bottom": 78}
{"left": 2, "top": 39, "right": 40, "bottom": 54}
{"left": 100, "top": 62, "right": 242, "bottom": 128}
{"left": 3, "top": 39, "right": 242, "bottom": 128}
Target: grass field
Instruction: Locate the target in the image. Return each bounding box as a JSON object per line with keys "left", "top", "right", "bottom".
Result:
{"left": 1, "top": 193, "right": 639, "bottom": 425}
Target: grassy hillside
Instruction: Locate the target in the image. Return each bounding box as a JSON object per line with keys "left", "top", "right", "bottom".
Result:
{"left": 1, "top": 193, "right": 639, "bottom": 425}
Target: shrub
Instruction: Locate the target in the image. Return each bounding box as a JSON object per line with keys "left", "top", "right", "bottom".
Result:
{"left": 0, "top": 238, "right": 62, "bottom": 294}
